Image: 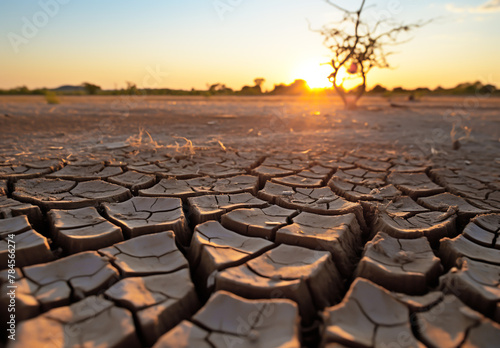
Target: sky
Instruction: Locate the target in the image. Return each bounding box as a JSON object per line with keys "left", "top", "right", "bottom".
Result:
{"left": 1, "top": 0, "right": 499, "bottom": 91}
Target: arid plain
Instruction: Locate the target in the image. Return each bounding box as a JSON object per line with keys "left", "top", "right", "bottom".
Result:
{"left": 1, "top": 95, "right": 500, "bottom": 347}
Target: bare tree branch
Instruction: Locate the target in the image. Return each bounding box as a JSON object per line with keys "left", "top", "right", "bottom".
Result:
{"left": 318, "top": 0, "right": 430, "bottom": 108}
{"left": 324, "top": 0, "right": 355, "bottom": 14}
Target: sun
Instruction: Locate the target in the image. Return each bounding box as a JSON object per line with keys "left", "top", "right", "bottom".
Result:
{"left": 294, "top": 61, "right": 362, "bottom": 90}
{"left": 294, "top": 62, "right": 333, "bottom": 89}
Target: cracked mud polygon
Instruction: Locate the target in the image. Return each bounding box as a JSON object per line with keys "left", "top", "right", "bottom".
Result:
{"left": 1, "top": 95, "right": 500, "bottom": 347}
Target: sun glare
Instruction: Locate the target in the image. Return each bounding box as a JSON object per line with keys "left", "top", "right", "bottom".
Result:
{"left": 294, "top": 62, "right": 333, "bottom": 89}
{"left": 294, "top": 62, "right": 362, "bottom": 90}
{"left": 333, "top": 67, "right": 362, "bottom": 91}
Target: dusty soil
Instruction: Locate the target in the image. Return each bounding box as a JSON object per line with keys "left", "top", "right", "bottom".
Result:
{"left": 1, "top": 95, "right": 500, "bottom": 347}
{"left": 1, "top": 95, "right": 499, "bottom": 156}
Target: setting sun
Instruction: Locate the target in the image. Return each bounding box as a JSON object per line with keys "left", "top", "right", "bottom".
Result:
{"left": 294, "top": 62, "right": 333, "bottom": 89}
{"left": 294, "top": 62, "right": 363, "bottom": 90}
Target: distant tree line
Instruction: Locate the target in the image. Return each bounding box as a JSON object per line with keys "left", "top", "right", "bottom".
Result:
{"left": 0, "top": 80, "right": 498, "bottom": 97}
{"left": 367, "top": 81, "right": 498, "bottom": 97}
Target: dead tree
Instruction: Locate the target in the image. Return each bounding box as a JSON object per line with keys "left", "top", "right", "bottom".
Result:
{"left": 319, "top": 0, "right": 429, "bottom": 108}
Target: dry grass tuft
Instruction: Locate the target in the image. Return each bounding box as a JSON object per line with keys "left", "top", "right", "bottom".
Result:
{"left": 126, "top": 129, "right": 197, "bottom": 156}
{"left": 44, "top": 91, "right": 60, "bottom": 104}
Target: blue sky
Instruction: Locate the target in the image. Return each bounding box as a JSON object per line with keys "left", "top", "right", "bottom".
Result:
{"left": 1, "top": 0, "right": 499, "bottom": 90}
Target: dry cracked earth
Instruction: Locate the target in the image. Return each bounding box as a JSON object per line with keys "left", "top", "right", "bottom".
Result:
{"left": 1, "top": 95, "right": 500, "bottom": 348}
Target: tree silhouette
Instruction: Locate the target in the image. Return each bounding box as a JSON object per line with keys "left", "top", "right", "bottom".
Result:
{"left": 82, "top": 82, "right": 101, "bottom": 95}
{"left": 271, "top": 79, "right": 310, "bottom": 95}
{"left": 239, "top": 78, "right": 266, "bottom": 95}
{"left": 254, "top": 78, "right": 265, "bottom": 88}
{"left": 208, "top": 83, "right": 233, "bottom": 95}
{"left": 318, "top": 0, "right": 429, "bottom": 108}
{"left": 125, "top": 81, "right": 138, "bottom": 95}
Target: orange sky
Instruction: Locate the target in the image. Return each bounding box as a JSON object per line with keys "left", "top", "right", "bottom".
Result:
{"left": 1, "top": 0, "right": 499, "bottom": 91}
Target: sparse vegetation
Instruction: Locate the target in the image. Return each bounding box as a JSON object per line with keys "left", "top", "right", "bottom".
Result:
{"left": 238, "top": 78, "right": 266, "bottom": 95}
{"left": 125, "top": 82, "right": 139, "bottom": 95}
{"left": 0, "top": 81, "right": 497, "bottom": 98}
{"left": 44, "top": 91, "right": 60, "bottom": 104}
{"left": 270, "top": 79, "right": 310, "bottom": 95}
{"left": 82, "top": 82, "right": 101, "bottom": 95}
{"left": 208, "top": 83, "right": 234, "bottom": 95}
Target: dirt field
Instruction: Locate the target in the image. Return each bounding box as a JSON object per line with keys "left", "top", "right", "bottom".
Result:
{"left": 1, "top": 95, "right": 499, "bottom": 347}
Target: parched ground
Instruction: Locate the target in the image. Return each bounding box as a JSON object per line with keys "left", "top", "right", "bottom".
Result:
{"left": 1, "top": 95, "right": 500, "bottom": 347}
